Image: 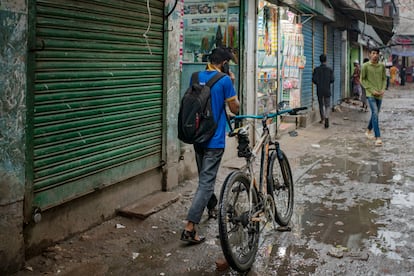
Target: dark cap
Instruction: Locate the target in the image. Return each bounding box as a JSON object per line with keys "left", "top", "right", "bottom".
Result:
{"left": 209, "top": 47, "right": 234, "bottom": 64}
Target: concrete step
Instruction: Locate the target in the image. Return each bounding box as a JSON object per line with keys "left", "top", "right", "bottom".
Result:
{"left": 118, "top": 191, "right": 180, "bottom": 219}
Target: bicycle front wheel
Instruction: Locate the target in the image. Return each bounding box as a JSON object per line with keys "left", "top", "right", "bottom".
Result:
{"left": 218, "top": 171, "right": 259, "bottom": 273}
{"left": 267, "top": 150, "right": 294, "bottom": 226}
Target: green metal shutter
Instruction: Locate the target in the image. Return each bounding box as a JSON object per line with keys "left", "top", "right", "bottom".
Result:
{"left": 32, "top": 0, "right": 164, "bottom": 210}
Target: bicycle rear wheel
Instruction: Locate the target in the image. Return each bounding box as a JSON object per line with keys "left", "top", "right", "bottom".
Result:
{"left": 218, "top": 171, "right": 259, "bottom": 272}
{"left": 267, "top": 150, "right": 294, "bottom": 226}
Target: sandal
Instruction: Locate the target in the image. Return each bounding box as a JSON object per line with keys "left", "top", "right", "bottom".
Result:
{"left": 365, "top": 130, "right": 375, "bottom": 140}
{"left": 180, "top": 229, "right": 206, "bottom": 244}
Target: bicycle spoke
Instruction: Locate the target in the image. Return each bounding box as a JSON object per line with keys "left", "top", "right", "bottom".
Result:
{"left": 219, "top": 109, "right": 305, "bottom": 272}
{"left": 218, "top": 172, "right": 259, "bottom": 272}
{"left": 267, "top": 150, "right": 294, "bottom": 226}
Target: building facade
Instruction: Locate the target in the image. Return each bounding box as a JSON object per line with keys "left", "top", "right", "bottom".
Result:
{"left": 0, "top": 0, "right": 394, "bottom": 273}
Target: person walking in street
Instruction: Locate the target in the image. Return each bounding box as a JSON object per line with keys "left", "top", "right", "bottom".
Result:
{"left": 361, "top": 48, "right": 386, "bottom": 147}
{"left": 390, "top": 64, "right": 399, "bottom": 86}
{"left": 400, "top": 65, "right": 406, "bottom": 86}
{"left": 181, "top": 47, "right": 240, "bottom": 244}
{"left": 360, "top": 58, "right": 369, "bottom": 111}
{"left": 312, "top": 54, "right": 334, "bottom": 128}
{"left": 352, "top": 60, "right": 362, "bottom": 100}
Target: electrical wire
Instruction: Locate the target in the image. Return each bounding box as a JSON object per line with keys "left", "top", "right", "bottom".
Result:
{"left": 165, "top": 0, "right": 178, "bottom": 19}
{"left": 143, "top": 0, "right": 152, "bottom": 55}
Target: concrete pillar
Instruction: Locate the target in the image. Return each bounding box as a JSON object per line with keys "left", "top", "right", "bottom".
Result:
{"left": 0, "top": 0, "right": 28, "bottom": 273}
{"left": 164, "top": 0, "right": 183, "bottom": 186}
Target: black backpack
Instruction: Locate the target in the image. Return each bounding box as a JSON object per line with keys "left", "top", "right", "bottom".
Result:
{"left": 178, "top": 71, "right": 226, "bottom": 144}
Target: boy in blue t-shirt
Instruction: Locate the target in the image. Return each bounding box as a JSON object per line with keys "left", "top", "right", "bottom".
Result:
{"left": 181, "top": 47, "right": 240, "bottom": 244}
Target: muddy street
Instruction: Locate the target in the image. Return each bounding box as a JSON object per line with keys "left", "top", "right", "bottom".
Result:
{"left": 13, "top": 86, "right": 414, "bottom": 276}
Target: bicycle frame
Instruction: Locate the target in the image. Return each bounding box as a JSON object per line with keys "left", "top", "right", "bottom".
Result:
{"left": 246, "top": 118, "right": 271, "bottom": 196}
{"left": 229, "top": 107, "right": 307, "bottom": 221}
{"left": 219, "top": 106, "right": 306, "bottom": 272}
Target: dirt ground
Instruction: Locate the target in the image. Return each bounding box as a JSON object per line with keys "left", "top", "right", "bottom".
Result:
{"left": 13, "top": 83, "right": 414, "bottom": 276}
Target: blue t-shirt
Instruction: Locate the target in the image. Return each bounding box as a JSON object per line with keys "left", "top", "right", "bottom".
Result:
{"left": 191, "top": 70, "right": 237, "bottom": 148}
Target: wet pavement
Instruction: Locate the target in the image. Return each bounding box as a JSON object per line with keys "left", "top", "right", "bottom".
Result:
{"left": 13, "top": 84, "right": 414, "bottom": 276}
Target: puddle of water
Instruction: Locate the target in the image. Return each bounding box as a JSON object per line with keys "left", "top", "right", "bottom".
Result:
{"left": 293, "top": 200, "right": 386, "bottom": 249}
{"left": 254, "top": 239, "right": 319, "bottom": 275}
{"left": 290, "top": 156, "right": 319, "bottom": 168}
{"left": 251, "top": 200, "right": 387, "bottom": 275}
{"left": 297, "top": 156, "right": 395, "bottom": 185}
{"left": 269, "top": 246, "right": 319, "bottom": 275}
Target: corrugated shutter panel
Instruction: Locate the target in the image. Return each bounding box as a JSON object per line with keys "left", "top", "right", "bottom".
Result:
{"left": 327, "top": 26, "right": 335, "bottom": 105}
{"left": 333, "top": 29, "right": 342, "bottom": 105}
{"left": 313, "top": 20, "right": 324, "bottom": 105}
{"left": 301, "top": 17, "right": 313, "bottom": 107}
{"left": 33, "top": 0, "right": 164, "bottom": 210}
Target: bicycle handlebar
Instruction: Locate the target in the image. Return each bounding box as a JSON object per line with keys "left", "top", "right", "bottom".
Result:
{"left": 231, "top": 106, "right": 308, "bottom": 121}
{"left": 228, "top": 107, "right": 307, "bottom": 137}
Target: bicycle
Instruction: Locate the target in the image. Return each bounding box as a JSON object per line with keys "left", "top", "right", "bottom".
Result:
{"left": 218, "top": 107, "right": 307, "bottom": 272}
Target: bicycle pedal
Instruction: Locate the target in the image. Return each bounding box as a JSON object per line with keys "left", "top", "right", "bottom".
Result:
{"left": 251, "top": 212, "right": 265, "bottom": 222}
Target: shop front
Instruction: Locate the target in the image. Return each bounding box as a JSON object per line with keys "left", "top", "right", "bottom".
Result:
{"left": 256, "top": 0, "right": 348, "bottom": 118}
{"left": 179, "top": 0, "right": 344, "bottom": 127}
{"left": 181, "top": 0, "right": 242, "bottom": 97}
{"left": 178, "top": 0, "right": 243, "bottom": 165}
{"left": 256, "top": 1, "right": 304, "bottom": 115}
{"left": 180, "top": 0, "right": 304, "bottom": 117}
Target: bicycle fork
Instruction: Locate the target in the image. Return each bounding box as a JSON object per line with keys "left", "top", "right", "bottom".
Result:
{"left": 269, "top": 141, "right": 286, "bottom": 190}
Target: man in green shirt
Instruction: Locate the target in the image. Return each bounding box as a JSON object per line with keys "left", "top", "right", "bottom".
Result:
{"left": 360, "top": 48, "right": 386, "bottom": 146}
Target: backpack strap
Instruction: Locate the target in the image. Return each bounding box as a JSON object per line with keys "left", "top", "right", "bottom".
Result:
{"left": 191, "top": 72, "right": 199, "bottom": 85}
{"left": 205, "top": 72, "right": 226, "bottom": 88}
{"left": 206, "top": 72, "right": 229, "bottom": 127}
{"left": 191, "top": 71, "right": 226, "bottom": 87}
{"left": 192, "top": 71, "right": 228, "bottom": 126}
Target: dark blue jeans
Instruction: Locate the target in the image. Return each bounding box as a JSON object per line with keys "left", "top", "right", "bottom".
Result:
{"left": 186, "top": 146, "right": 224, "bottom": 224}
{"left": 317, "top": 96, "right": 331, "bottom": 121}
{"left": 367, "top": 96, "right": 382, "bottom": 138}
